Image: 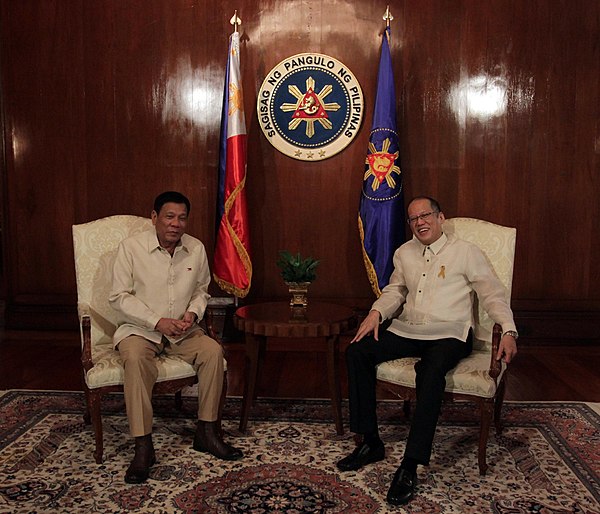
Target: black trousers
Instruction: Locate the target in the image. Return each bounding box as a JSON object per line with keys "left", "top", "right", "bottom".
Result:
{"left": 346, "top": 328, "right": 472, "bottom": 465}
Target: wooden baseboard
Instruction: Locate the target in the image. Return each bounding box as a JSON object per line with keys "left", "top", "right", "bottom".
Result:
{"left": 3, "top": 300, "right": 599, "bottom": 344}
{"left": 515, "top": 311, "right": 600, "bottom": 344}
{"left": 3, "top": 303, "right": 78, "bottom": 331}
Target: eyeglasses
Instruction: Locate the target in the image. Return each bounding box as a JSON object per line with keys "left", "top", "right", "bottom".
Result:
{"left": 407, "top": 211, "right": 439, "bottom": 225}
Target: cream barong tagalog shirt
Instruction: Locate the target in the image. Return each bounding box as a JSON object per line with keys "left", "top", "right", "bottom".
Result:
{"left": 109, "top": 229, "right": 211, "bottom": 348}
{"left": 372, "top": 232, "right": 517, "bottom": 342}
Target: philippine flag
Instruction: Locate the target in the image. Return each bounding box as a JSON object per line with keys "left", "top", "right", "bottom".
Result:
{"left": 213, "top": 31, "right": 252, "bottom": 297}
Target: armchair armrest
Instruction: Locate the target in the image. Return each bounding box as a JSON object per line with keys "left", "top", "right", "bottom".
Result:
{"left": 203, "top": 306, "right": 220, "bottom": 341}
{"left": 489, "top": 323, "right": 503, "bottom": 379}
{"left": 80, "top": 315, "right": 94, "bottom": 373}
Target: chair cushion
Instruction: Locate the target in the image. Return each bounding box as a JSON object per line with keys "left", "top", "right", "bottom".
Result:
{"left": 376, "top": 350, "right": 507, "bottom": 398}
{"left": 85, "top": 348, "right": 229, "bottom": 389}
{"left": 84, "top": 349, "right": 196, "bottom": 389}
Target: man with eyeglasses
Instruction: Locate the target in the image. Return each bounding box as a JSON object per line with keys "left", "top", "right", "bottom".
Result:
{"left": 337, "top": 196, "right": 518, "bottom": 505}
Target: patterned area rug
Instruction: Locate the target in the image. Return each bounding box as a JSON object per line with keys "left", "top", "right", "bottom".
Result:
{"left": 0, "top": 391, "right": 598, "bottom": 513}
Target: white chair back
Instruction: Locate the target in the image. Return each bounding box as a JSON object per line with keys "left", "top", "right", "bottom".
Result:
{"left": 72, "top": 215, "right": 153, "bottom": 358}
{"left": 443, "top": 217, "right": 516, "bottom": 349}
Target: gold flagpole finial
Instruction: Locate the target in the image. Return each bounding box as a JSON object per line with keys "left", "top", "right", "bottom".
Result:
{"left": 383, "top": 5, "right": 393, "bottom": 27}
{"left": 230, "top": 10, "right": 242, "bottom": 32}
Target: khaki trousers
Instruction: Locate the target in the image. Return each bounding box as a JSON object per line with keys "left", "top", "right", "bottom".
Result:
{"left": 118, "top": 331, "right": 224, "bottom": 437}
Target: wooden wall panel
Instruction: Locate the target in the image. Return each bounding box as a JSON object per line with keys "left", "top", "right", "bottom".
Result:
{"left": 1, "top": 0, "right": 599, "bottom": 340}
{"left": 1, "top": 1, "right": 85, "bottom": 312}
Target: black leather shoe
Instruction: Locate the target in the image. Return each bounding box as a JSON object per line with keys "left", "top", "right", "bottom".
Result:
{"left": 386, "top": 468, "right": 417, "bottom": 505}
{"left": 336, "top": 441, "right": 385, "bottom": 471}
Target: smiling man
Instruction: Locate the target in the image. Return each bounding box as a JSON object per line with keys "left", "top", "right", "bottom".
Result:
{"left": 337, "top": 196, "right": 518, "bottom": 506}
{"left": 109, "top": 191, "right": 242, "bottom": 484}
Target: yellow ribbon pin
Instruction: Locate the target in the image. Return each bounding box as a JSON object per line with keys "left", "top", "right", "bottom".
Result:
{"left": 438, "top": 265, "right": 445, "bottom": 279}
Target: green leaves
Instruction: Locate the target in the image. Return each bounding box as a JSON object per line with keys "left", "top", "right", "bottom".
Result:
{"left": 276, "top": 251, "right": 320, "bottom": 283}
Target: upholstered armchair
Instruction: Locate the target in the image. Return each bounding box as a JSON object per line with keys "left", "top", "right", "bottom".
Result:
{"left": 72, "top": 215, "right": 225, "bottom": 464}
{"left": 375, "top": 217, "right": 516, "bottom": 475}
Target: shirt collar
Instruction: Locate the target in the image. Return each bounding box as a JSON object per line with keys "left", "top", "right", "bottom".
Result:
{"left": 420, "top": 232, "right": 448, "bottom": 256}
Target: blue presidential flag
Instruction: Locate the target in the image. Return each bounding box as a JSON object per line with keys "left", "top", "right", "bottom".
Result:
{"left": 359, "top": 26, "right": 405, "bottom": 296}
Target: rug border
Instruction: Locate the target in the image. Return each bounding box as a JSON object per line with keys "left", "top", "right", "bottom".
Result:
{"left": 1, "top": 390, "right": 599, "bottom": 506}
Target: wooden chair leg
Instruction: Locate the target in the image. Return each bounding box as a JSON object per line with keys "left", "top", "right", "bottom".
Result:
{"left": 217, "top": 373, "right": 227, "bottom": 438}
{"left": 88, "top": 391, "right": 104, "bottom": 464}
{"left": 175, "top": 390, "right": 183, "bottom": 410}
{"left": 403, "top": 399, "right": 411, "bottom": 418}
{"left": 478, "top": 400, "right": 493, "bottom": 475}
{"left": 494, "top": 378, "right": 507, "bottom": 435}
{"left": 83, "top": 387, "right": 92, "bottom": 425}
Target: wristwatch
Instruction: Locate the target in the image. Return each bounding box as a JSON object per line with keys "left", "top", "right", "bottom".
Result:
{"left": 503, "top": 330, "right": 519, "bottom": 341}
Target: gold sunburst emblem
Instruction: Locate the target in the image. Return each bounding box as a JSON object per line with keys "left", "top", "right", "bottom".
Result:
{"left": 228, "top": 83, "right": 244, "bottom": 116}
{"left": 364, "top": 138, "right": 401, "bottom": 191}
{"left": 280, "top": 77, "right": 341, "bottom": 138}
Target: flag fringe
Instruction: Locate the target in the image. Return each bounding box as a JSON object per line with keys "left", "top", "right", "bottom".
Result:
{"left": 358, "top": 214, "right": 382, "bottom": 298}
{"left": 213, "top": 274, "right": 249, "bottom": 298}
{"left": 214, "top": 174, "right": 252, "bottom": 298}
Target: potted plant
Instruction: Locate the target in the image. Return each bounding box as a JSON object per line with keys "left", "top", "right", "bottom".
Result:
{"left": 276, "top": 251, "right": 320, "bottom": 306}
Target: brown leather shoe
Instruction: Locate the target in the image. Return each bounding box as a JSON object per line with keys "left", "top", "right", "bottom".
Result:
{"left": 193, "top": 421, "right": 243, "bottom": 461}
{"left": 124, "top": 434, "right": 156, "bottom": 484}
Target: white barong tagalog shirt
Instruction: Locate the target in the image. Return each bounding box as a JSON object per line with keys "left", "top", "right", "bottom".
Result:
{"left": 109, "top": 229, "right": 211, "bottom": 348}
{"left": 372, "top": 232, "right": 517, "bottom": 342}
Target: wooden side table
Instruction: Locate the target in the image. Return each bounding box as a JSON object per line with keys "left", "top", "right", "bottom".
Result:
{"left": 233, "top": 301, "right": 356, "bottom": 434}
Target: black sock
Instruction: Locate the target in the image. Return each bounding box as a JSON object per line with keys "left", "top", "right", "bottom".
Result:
{"left": 363, "top": 431, "right": 382, "bottom": 447}
{"left": 400, "top": 456, "right": 418, "bottom": 474}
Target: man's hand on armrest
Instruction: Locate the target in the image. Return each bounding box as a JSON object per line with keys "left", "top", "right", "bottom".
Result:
{"left": 496, "top": 334, "right": 518, "bottom": 364}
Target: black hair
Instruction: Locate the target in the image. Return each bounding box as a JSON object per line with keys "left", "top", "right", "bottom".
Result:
{"left": 153, "top": 191, "right": 191, "bottom": 215}
{"left": 408, "top": 196, "right": 442, "bottom": 213}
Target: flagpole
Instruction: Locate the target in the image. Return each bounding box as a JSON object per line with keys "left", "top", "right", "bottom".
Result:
{"left": 383, "top": 5, "right": 393, "bottom": 28}
{"left": 230, "top": 10, "right": 241, "bottom": 32}
{"left": 213, "top": 9, "right": 252, "bottom": 300}
{"left": 358, "top": 3, "right": 405, "bottom": 296}
{"left": 230, "top": 9, "right": 241, "bottom": 309}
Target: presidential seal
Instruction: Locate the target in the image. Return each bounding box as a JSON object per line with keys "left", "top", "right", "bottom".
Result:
{"left": 257, "top": 53, "right": 364, "bottom": 161}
